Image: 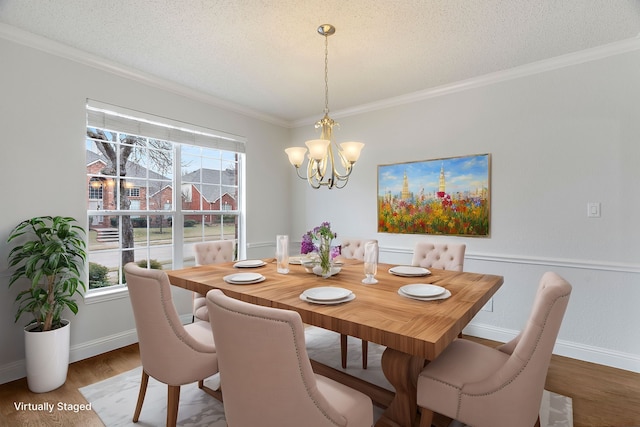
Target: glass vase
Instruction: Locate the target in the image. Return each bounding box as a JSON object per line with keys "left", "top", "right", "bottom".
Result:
{"left": 318, "top": 236, "right": 332, "bottom": 278}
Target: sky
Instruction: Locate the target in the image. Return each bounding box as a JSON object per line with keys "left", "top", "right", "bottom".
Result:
{"left": 377, "top": 154, "right": 490, "bottom": 197}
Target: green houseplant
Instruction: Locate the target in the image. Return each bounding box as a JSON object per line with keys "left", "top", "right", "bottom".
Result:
{"left": 7, "top": 216, "right": 87, "bottom": 331}
{"left": 7, "top": 216, "right": 86, "bottom": 392}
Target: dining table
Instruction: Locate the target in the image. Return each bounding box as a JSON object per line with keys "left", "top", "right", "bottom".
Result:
{"left": 167, "top": 258, "right": 503, "bottom": 427}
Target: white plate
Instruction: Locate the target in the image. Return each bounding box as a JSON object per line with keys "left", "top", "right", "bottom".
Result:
{"left": 397, "top": 288, "right": 451, "bottom": 301}
{"left": 223, "top": 273, "right": 265, "bottom": 284}
{"left": 303, "top": 287, "right": 352, "bottom": 301}
{"left": 300, "top": 293, "right": 356, "bottom": 305}
{"left": 233, "top": 259, "right": 266, "bottom": 268}
{"left": 388, "top": 266, "right": 431, "bottom": 277}
{"left": 288, "top": 256, "right": 304, "bottom": 265}
{"left": 400, "top": 284, "right": 446, "bottom": 298}
{"left": 223, "top": 276, "right": 266, "bottom": 285}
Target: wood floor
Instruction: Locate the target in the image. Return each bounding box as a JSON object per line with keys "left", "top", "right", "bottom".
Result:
{"left": 0, "top": 339, "right": 638, "bottom": 427}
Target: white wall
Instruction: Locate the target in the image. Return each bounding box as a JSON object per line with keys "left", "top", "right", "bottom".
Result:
{"left": 0, "top": 30, "right": 291, "bottom": 383}
{"left": 289, "top": 44, "right": 640, "bottom": 372}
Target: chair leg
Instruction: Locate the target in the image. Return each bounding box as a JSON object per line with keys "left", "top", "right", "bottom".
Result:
{"left": 340, "top": 334, "right": 348, "bottom": 368}
{"left": 362, "top": 339, "right": 368, "bottom": 369}
{"left": 199, "top": 378, "right": 224, "bottom": 402}
{"left": 166, "top": 385, "right": 181, "bottom": 427}
{"left": 419, "top": 407, "right": 434, "bottom": 427}
{"left": 133, "top": 370, "right": 149, "bottom": 422}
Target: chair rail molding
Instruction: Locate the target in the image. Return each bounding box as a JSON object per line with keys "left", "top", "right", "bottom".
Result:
{"left": 380, "top": 246, "right": 640, "bottom": 274}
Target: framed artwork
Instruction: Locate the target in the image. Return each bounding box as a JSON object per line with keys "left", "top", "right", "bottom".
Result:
{"left": 377, "top": 153, "right": 491, "bottom": 236}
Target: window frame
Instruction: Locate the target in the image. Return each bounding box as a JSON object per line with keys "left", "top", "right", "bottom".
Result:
{"left": 85, "top": 101, "right": 246, "bottom": 302}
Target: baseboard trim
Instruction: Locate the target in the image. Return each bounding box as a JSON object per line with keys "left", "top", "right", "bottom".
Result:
{"left": 0, "top": 315, "right": 197, "bottom": 385}
{"left": 0, "top": 328, "right": 139, "bottom": 385}
{"left": 464, "top": 322, "right": 640, "bottom": 373}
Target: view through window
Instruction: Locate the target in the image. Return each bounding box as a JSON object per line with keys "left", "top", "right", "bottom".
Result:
{"left": 85, "top": 102, "right": 245, "bottom": 291}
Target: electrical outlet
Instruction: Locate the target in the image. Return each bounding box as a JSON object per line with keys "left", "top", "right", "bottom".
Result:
{"left": 587, "top": 202, "right": 601, "bottom": 218}
{"left": 481, "top": 298, "right": 493, "bottom": 312}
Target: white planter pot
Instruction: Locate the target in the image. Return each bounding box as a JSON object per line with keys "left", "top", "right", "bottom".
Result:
{"left": 24, "top": 319, "right": 70, "bottom": 393}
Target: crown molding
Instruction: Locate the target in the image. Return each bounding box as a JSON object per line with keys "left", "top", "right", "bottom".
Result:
{"left": 293, "top": 34, "right": 640, "bottom": 128}
{"left": 3, "top": 23, "right": 639, "bottom": 131}
{"left": 0, "top": 23, "right": 290, "bottom": 129}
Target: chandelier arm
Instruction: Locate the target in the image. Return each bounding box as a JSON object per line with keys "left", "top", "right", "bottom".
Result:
{"left": 333, "top": 177, "right": 350, "bottom": 189}
{"left": 293, "top": 166, "right": 308, "bottom": 180}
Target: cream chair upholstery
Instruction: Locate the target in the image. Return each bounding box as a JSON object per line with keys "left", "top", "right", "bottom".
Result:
{"left": 338, "top": 238, "right": 378, "bottom": 369}
{"left": 192, "top": 240, "right": 234, "bottom": 322}
{"left": 340, "top": 238, "right": 373, "bottom": 261}
{"left": 411, "top": 241, "right": 466, "bottom": 271}
{"left": 123, "top": 263, "right": 220, "bottom": 427}
{"left": 206, "top": 289, "right": 374, "bottom": 427}
{"left": 417, "top": 272, "right": 572, "bottom": 427}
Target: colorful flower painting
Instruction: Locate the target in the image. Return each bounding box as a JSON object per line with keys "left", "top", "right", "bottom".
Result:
{"left": 377, "top": 154, "right": 490, "bottom": 236}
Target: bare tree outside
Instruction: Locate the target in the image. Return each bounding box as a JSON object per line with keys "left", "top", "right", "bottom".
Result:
{"left": 86, "top": 129, "right": 172, "bottom": 268}
{"left": 86, "top": 120, "right": 242, "bottom": 289}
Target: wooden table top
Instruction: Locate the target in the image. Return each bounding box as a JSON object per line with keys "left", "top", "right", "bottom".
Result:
{"left": 167, "top": 260, "right": 503, "bottom": 360}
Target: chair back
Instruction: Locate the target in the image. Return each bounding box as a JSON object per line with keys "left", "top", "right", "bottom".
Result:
{"left": 411, "top": 241, "right": 466, "bottom": 271}
{"left": 340, "top": 238, "right": 378, "bottom": 261}
{"left": 124, "top": 263, "right": 216, "bottom": 385}
{"left": 194, "top": 240, "right": 234, "bottom": 265}
{"left": 460, "top": 272, "right": 572, "bottom": 427}
{"left": 206, "top": 289, "right": 350, "bottom": 427}
{"left": 193, "top": 240, "right": 235, "bottom": 321}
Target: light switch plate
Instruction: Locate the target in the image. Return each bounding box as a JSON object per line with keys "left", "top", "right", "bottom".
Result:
{"left": 587, "top": 202, "right": 601, "bottom": 218}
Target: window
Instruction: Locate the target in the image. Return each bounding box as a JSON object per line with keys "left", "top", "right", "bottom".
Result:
{"left": 126, "top": 187, "right": 140, "bottom": 198}
{"left": 85, "top": 100, "right": 245, "bottom": 292}
{"left": 88, "top": 178, "right": 104, "bottom": 200}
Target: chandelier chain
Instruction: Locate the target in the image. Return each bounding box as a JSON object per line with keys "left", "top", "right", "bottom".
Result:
{"left": 324, "top": 34, "right": 329, "bottom": 114}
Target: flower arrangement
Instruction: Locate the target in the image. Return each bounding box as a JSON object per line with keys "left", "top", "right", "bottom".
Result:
{"left": 301, "top": 222, "right": 338, "bottom": 277}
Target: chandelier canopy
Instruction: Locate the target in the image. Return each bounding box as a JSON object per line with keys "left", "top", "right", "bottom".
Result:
{"left": 285, "top": 24, "right": 364, "bottom": 189}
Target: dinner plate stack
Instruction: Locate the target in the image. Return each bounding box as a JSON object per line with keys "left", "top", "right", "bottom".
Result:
{"left": 299, "top": 286, "right": 355, "bottom": 305}
{"left": 388, "top": 266, "right": 431, "bottom": 277}
{"left": 223, "top": 272, "right": 266, "bottom": 284}
{"left": 397, "top": 284, "right": 451, "bottom": 301}
{"left": 233, "top": 259, "right": 267, "bottom": 268}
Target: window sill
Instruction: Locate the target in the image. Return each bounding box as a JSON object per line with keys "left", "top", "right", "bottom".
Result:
{"left": 84, "top": 285, "right": 129, "bottom": 304}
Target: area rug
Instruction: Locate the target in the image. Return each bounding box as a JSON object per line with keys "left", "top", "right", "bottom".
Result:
{"left": 80, "top": 327, "right": 572, "bottom": 426}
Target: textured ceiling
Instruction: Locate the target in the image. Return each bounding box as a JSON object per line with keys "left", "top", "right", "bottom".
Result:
{"left": 1, "top": 0, "right": 639, "bottom": 123}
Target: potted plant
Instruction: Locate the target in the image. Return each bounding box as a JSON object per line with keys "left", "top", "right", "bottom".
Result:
{"left": 7, "top": 216, "right": 86, "bottom": 392}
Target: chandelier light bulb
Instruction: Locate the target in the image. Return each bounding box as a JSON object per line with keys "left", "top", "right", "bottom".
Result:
{"left": 285, "top": 147, "right": 308, "bottom": 167}
{"left": 305, "top": 139, "right": 330, "bottom": 161}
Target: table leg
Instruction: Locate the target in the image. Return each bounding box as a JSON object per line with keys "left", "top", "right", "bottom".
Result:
{"left": 375, "top": 347, "right": 425, "bottom": 427}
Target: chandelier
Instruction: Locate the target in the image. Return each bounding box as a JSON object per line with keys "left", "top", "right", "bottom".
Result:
{"left": 285, "top": 24, "right": 364, "bottom": 189}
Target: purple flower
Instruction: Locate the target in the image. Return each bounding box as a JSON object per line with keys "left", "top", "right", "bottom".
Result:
{"left": 302, "top": 221, "right": 336, "bottom": 254}
{"left": 300, "top": 232, "right": 315, "bottom": 254}
{"left": 330, "top": 245, "right": 341, "bottom": 260}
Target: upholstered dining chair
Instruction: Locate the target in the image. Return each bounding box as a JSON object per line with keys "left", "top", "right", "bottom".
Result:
{"left": 206, "top": 289, "right": 374, "bottom": 427}
{"left": 338, "top": 238, "right": 378, "bottom": 369}
{"left": 192, "top": 240, "right": 234, "bottom": 322}
{"left": 340, "top": 238, "right": 375, "bottom": 261}
{"left": 124, "top": 263, "right": 221, "bottom": 427}
{"left": 411, "top": 241, "right": 466, "bottom": 271}
{"left": 417, "top": 271, "right": 572, "bottom": 427}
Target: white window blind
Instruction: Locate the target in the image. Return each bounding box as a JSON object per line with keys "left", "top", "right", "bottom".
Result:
{"left": 86, "top": 99, "right": 246, "bottom": 153}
